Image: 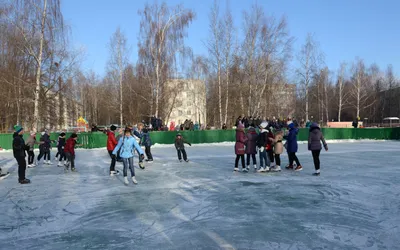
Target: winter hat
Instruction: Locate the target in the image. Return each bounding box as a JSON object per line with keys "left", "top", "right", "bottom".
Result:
{"left": 41, "top": 132, "right": 45, "bottom": 136}
{"left": 238, "top": 122, "right": 245, "bottom": 129}
{"left": 176, "top": 133, "right": 182, "bottom": 137}
{"left": 287, "top": 120, "right": 293, "bottom": 126}
{"left": 124, "top": 127, "right": 132, "bottom": 134}
{"left": 288, "top": 123, "right": 295, "bottom": 129}
{"left": 60, "top": 132, "right": 66, "bottom": 137}
{"left": 71, "top": 133, "right": 78, "bottom": 138}
{"left": 14, "top": 125, "right": 23, "bottom": 133}
{"left": 260, "top": 121, "right": 268, "bottom": 129}
{"left": 110, "top": 125, "right": 117, "bottom": 131}
{"left": 143, "top": 128, "right": 148, "bottom": 133}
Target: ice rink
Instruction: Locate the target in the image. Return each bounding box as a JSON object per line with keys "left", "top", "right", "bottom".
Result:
{"left": 0, "top": 141, "right": 399, "bottom": 250}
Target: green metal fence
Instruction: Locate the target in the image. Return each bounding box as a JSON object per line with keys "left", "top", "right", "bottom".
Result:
{"left": 0, "top": 128, "right": 399, "bottom": 150}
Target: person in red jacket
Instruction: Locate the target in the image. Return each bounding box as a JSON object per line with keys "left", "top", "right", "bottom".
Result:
{"left": 64, "top": 133, "right": 78, "bottom": 172}
{"left": 105, "top": 125, "right": 119, "bottom": 176}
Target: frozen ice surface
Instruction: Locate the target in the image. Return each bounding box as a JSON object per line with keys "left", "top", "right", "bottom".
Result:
{"left": 0, "top": 141, "right": 399, "bottom": 250}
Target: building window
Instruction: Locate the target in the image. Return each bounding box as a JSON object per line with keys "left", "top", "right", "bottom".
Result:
{"left": 178, "top": 110, "right": 183, "bottom": 116}
{"left": 187, "top": 110, "right": 191, "bottom": 115}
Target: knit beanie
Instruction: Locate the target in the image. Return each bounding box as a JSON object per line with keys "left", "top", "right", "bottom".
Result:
{"left": 71, "top": 133, "right": 77, "bottom": 138}
{"left": 14, "top": 125, "right": 23, "bottom": 133}
{"left": 110, "top": 125, "right": 117, "bottom": 131}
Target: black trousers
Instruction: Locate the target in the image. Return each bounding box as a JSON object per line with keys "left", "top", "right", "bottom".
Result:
{"left": 275, "top": 154, "right": 281, "bottom": 166}
{"left": 38, "top": 150, "right": 50, "bottom": 161}
{"left": 15, "top": 157, "right": 26, "bottom": 180}
{"left": 58, "top": 148, "right": 66, "bottom": 161}
{"left": 177, "top": 149, "right": 187, "bottom": 161}
{"left": 312, "top": 150, "right": 321, "bottom": 170}
{"left": 288, "top": 152, "right": 301, "bottom": 166}
{"left": 27, "top": 151, "right": 35, "bottom": 165}
{"left": 235, "top": 154, "right": 245, "bottom": 169}
{"left": 108, "top": 150, "right": 116, "bottom": 172}
{"left": 267, "top": 150, "right": 274, "bottom": 163}
{"left": 246, "top": 154, "right": 256, "bottom": 165}
{"left": 145, "top": 146, "right": 153, "bottom": 160}
{"left": 65, "top": 152, "right": 75, "bottom": 169}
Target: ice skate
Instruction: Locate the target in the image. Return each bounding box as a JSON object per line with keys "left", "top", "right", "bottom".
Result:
{"left": 313, "top": 170, "right": 320, "bottom": 176}
{"left": 242, "top": 168, "right": 248, "bottom": 173}
{"left": 265, "top": 166, "right": 270, "bottom": 172}
{"left": 47, "top": 160, "right": 52, "bottom": 165}
{"left": 71, "top": 168, "right": 77, "bottom": 172}
{"left": 124, "top": 177, "right": 129, "bottom": 185}
{"left": 57, "top": 161, "right": 64, "bottom": 167}
{"left": 18, "top": 178, "right": 31, "bottom": 184}
{"left": 185, "top": 159, "right": 189, "bottom": 162}
{"left": 179, "top": 159, "right": 183, "bottom": 162}
{"left": 294, "top": 165, "right": 303, "bottom": 171}
{"left": 285, "top": 164, "right": 294, "bottom": 170}
{"left": 257, "top": 167, "right": 266, "bottom": 173}
{"left": 110, "top": 170, "right": 120, "bottom": 176}
{"left": 145, "top": 159, "right": 153, "bottom": 162}
{"left": 234, "top": 167, "right": 239, "bottom": 172}
{"left": 139, "top": 162, "right": 145, "bottom": 169}
{"left": 271, "top": 165, "right": 281, "bottom": 172}
{"left": 131, "top": 176, "right": 138, "bottom": 184}
{"left": 0, "top": 171, "right": 10, "bottom": 180}
{"left": 253, "top": 164, "right": 257, "bottom": 170}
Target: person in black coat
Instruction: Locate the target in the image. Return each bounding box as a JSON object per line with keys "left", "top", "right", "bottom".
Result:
{"left": 12, "top": 125, "right": 30, "bottom": 184}
{"left": 56, "top": 133, "right": 67, "bottom": 166}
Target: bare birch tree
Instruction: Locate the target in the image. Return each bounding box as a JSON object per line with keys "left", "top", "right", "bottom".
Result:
{"left": 138, "top": 2, "right": 195, "bottom": 120}
{"left": 107, "top": 27, "right": 129, "bottom": 126}
{"left": 351, "top": 58, "right": 373, "bottom": 118}
{"left": 337, "top": 62, "right": 349, "bottom": 121}
{"left": 296, "top": 33, "right": 319, "bottom": 121}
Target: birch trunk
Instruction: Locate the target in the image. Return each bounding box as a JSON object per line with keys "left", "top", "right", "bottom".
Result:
{"left": 32, "top": 0, "right": 47, "bottom": 132}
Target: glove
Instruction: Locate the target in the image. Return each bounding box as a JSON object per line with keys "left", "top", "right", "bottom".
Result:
{"left": 111, "top": 154, "right": 116, "bottom": 159}
{"left": 259, "top": 146, "right": 265, "bottom": 152}
{"left": 140, "top": 154, "right": 145, "bottom": 160}
{"left": 188, "top": 143, "right": 192, "bottom": 146}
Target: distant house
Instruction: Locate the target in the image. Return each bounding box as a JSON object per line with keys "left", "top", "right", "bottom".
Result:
{"left": 165, "top": 79, "right": 206, "bottom": 128}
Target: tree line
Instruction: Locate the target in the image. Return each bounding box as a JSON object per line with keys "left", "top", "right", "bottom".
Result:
{"left": 0, "top": 0, "right": 398, "bottom": 132}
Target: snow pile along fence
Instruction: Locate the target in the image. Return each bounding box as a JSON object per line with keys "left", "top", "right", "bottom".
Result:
{"left": 0, "top": 127, "right": 399, "bottom": 150}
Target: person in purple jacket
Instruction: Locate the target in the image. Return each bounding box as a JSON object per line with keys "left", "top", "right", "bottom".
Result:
{"left": 308, "top": 123, "right": 328, "bottom": 176}
{"left": 234, "top": 122, "right": 248, "bottom": 172}
{"left": 245, "top": 125, "right": 258, "bottom": 171}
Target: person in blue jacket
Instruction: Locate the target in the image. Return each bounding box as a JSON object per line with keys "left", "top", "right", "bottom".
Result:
{"left": 140, "top": 128, "right": 153, "bottom": 162}
{"left": 112, "top": 127, "right": 144, "bottom": 185}
{"left": 284, "top": 122, "right": 303, "bottom": 171}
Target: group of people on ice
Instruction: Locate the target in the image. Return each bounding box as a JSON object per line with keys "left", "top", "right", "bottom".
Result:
{"left": 9, "top": 125, "right": 79, "bottom": 184}
{"left": 234, "top": 120, "right": 328, "bottom": 175}
{"left": 104, "top": 123, "right": 191, "bottom": 185}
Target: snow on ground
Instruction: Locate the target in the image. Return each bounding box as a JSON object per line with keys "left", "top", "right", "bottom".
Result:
{"left": 0, "top": 141, "right": 399, "bottom": 250}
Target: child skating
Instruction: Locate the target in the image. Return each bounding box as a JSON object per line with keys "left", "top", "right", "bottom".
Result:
{"left": 105, "top": 125, "right": 120, "bottom": 176}
{"left": 234, "top": 123, "right": 248, "bottom": 172}
{"left": 284, "top": 122, "right": 302, "bottom": 171}
{"left": 175, "top": 133, "right": 191, "bottom": 162}
{"left": 270, "top": 129, "right": 284, "bottom": 172}
{"left": 308, "top": 123, "right": 328, "bottom": 176}
{"left": 37, "top": 130, "right": 52, "bottom": 165}
{"left": 245, "top": 125, "right": 258, "bottom": 171}
{"left": 257, "top": 121, "right": 270, "bottom": 172}
{"left": 56, "top": 133, "right": 67, "bottom": 167}
{"left": 141, "top": 127, "right": 153, "bottom": 162}
{"left": 64, "top": 133, "right": 78, "bottom": 172}
{"left": 25, "top": 132, "right": 42, "bottom": 168}
{"left": 112, "top": 127, "right": 144, "bottom": 185}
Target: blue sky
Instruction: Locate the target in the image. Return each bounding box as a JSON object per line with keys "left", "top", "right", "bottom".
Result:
{"left": 61, "top": 0, "right": 400, "bottom": 79}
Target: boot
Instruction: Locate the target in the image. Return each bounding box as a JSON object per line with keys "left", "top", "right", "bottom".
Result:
{"left": 295, "top": 165, "right": 303, "bottom": 171}
{"left": 285, "top": 164, "right": 294, "bottom": 170}
{"left": 272, "top": 165, "right": 281, "bottom": 172}
{"left": 19, "top": 178, "right": 31, "bottom": 184}
{"left": 131, "top": 176, "right": 138, "bottom": 184}
{"left": 124, "top": 177, "right": 129, "bottom": 185}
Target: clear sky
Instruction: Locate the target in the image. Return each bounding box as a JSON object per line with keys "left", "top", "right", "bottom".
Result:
{"left": 61, "top": 0, "right": 400, "bottom": 79}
